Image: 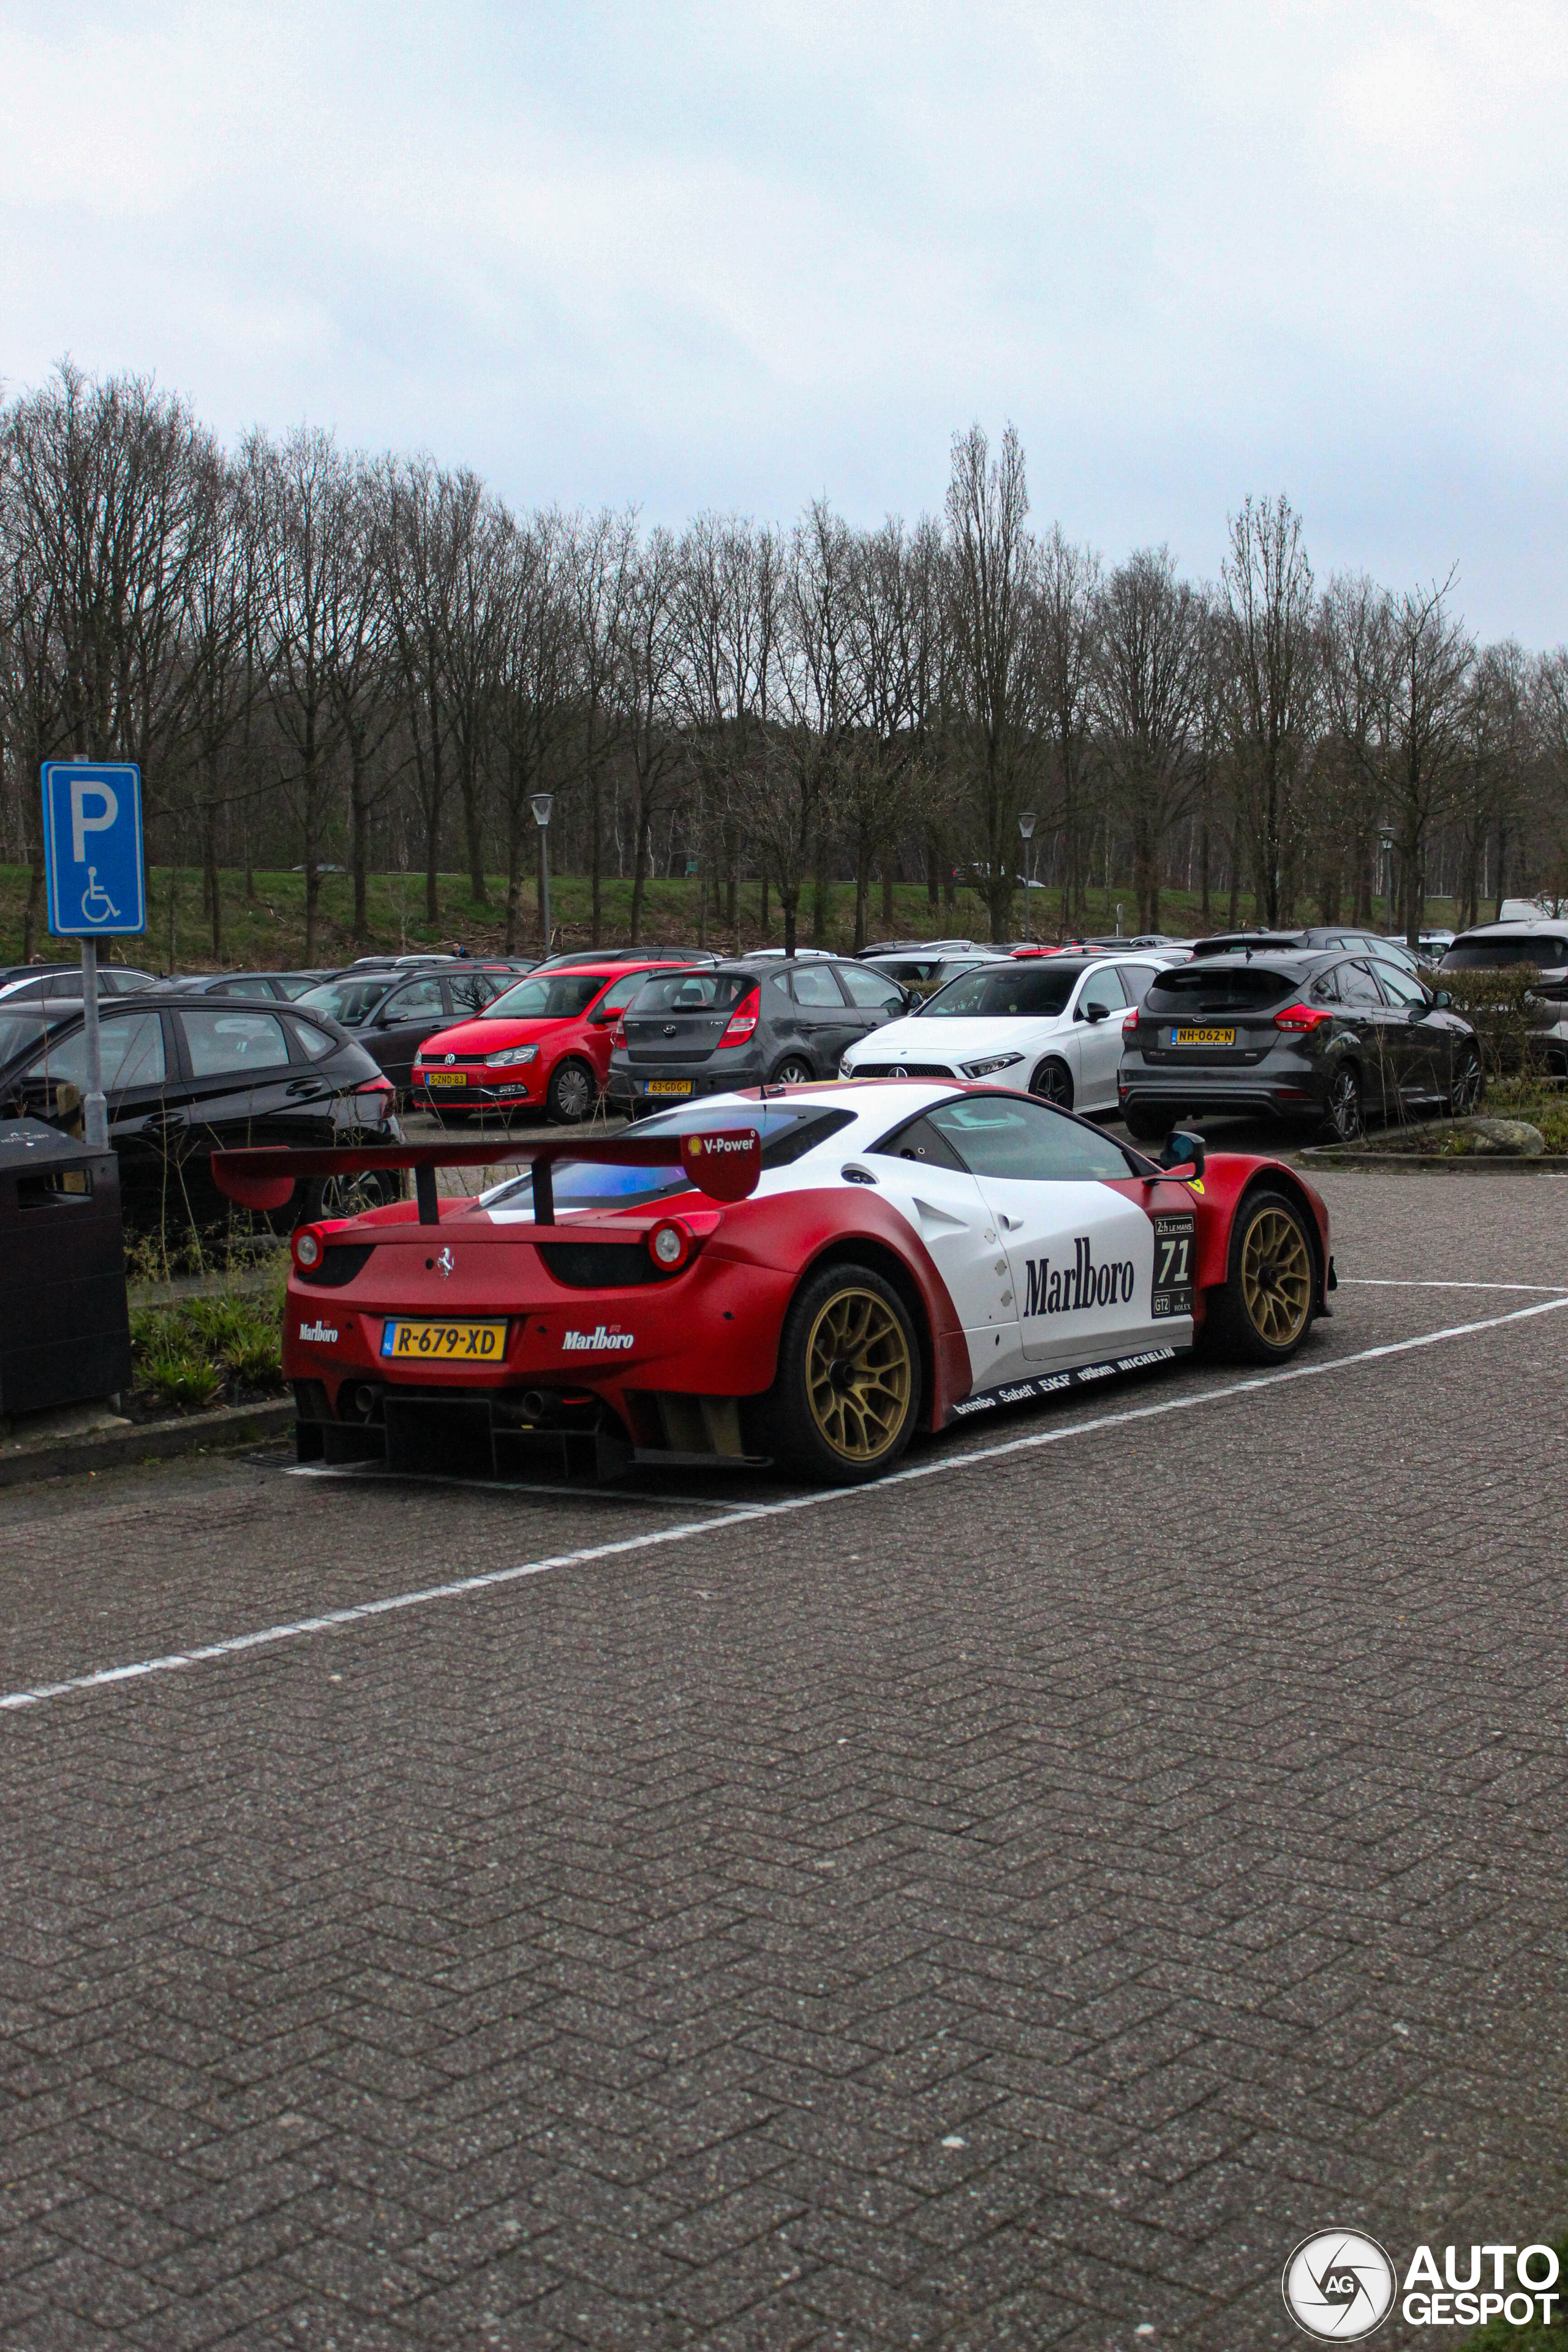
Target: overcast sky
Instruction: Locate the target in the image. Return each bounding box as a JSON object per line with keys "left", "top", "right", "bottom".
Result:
{"left": 3, "top": 0, "right": 1564, "bottom": 641}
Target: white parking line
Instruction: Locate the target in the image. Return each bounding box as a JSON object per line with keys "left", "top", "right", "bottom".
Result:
{"left": 6, "top": 1294, "right": 1566, "bottom": 1717}
{"left": 1341, "top": 1278, "right": 1568, "bottom": 1291}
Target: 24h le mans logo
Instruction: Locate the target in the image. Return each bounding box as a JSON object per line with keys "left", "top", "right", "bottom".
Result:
{"left": 1283, "top": 2229, "right": 1396, "bottom": 2340}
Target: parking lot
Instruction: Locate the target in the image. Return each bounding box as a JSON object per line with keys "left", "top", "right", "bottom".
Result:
{"left": 2, "top": 1166, "right": 1566, "bottom": 2350}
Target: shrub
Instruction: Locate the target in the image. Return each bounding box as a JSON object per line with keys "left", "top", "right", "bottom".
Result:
{"left": 1436, "top": 965, "right": 1548, "bottom": 1080}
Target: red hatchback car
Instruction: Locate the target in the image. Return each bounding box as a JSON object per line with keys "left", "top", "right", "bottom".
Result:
{"left": 411, "top": 961, "right": 688, "bottom": 1124}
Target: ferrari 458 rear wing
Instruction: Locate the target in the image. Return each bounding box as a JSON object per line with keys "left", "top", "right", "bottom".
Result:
{"left": 211, "top": 1128, "right": 763, "bottom": 1227}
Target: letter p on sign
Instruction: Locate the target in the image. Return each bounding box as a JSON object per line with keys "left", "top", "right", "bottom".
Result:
{"left": 71, "top": 777, "right": 118, "bottom": 863}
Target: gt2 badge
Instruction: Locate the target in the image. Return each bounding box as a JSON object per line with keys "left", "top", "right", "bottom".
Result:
{"left": 1152, "top": 1211, "right": 1196, "bottom": 1319}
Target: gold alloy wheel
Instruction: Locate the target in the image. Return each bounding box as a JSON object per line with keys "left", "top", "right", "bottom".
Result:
{"left": 1240, "top": 1206, "right": 1312, "bottom": 1348}
{"left": 805, "top": 1286, "right": 913, "bottom": 1463}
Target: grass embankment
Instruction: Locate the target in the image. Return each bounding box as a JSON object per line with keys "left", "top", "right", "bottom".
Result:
{"left": 128, "top": 1281, "right": 285, "bottom": 1415}
{"left": 0, "top": 862, "right": 1449, "bottom": 974}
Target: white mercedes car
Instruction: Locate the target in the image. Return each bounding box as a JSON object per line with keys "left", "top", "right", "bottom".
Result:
{"left": 839, "top": 952, "right": 1180, "bottom": 1114}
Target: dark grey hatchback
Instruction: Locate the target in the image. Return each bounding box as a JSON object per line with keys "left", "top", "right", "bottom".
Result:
{"left": 606, "top": 957, "right": 905, "bottom": 1114}
{"left": 1117, "top": 951, "right": 1483, "bottom": 1142}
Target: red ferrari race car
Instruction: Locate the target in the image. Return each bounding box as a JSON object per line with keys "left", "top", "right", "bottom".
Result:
{"left": 214, "top": 1082, "right": 1335, "bottom": 1487}
{"left": 410, "top": 960, "right": 686, "bottom": 1125}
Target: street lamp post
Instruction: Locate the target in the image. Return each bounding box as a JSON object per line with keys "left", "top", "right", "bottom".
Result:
{"left": 1378, "top": 825, "right": 1395, "bottom": 927}
{"left": 531, "top": 793, "right": 554, "bottom": 955}
{"left": 1017, "top": 810, "right": 1037, "bottom": 943}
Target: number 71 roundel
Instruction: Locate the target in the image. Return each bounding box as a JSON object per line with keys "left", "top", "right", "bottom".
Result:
{"left": 1152, "top": 1211, "right": 1196, "bottom": 1319}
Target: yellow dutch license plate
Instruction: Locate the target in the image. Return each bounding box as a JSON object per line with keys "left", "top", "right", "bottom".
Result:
{"left": 424, "top": 1071, "right": 467, "bottom": 1087}
{"left": 380, "top": 1319, "right": 507, "bottom": 1362}
{"left": 1173, "top": 1025, "right": 1235, "bottom": 1046}
{"left": 647, "top": 1079, "right": 693, "bottom": 1096}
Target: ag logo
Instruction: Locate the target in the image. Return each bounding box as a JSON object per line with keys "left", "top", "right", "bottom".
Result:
{"left": 443, "top": 1052, "right": 455, "bottom": 1065}
{"left": 1283, "top": 2229, "right": 1395, "bottom": 2340}
{"left": 891, "top": 1065, "right": 907, "bottom": 1078}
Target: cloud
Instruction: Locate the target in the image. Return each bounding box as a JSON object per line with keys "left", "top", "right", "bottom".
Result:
{"left": 1, "top": 0, "right": 1564, "bottom": 637}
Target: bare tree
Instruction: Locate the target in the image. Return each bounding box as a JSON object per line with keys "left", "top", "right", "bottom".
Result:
{"left": 617, "top": 527, "right": 684, "bottom": 943}
{"left": 1094, "top": 549, "right": 1207, "bottom": 932}
{"left": 1221, "top": 494, "right": 1316, "bottom": 925}
{"left": 492, "top": 507, "right": 578, "bottom": 952}
{"left": 1386, "top": 573, "right": 1473, "bottom": 944}
{"left": 944, "top": 423, "right": 1036, "bottom": 941}
{"left": 1033, "top": 525, "right": 1101, "bottom": 930}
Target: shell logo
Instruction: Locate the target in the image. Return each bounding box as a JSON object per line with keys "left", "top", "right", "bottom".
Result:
{"left": 687, "top": 1136, "right": 703, "bottom": 1158}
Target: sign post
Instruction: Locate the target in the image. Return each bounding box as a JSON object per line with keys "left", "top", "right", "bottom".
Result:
{"left": 40, "top": 760, "right": 146, "bottom": 1150}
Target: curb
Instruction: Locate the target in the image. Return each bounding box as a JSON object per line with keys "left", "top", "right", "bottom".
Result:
{"left": 0, "top": 1398, "right": 295, "bottom": 1488}
{"left": 1298, "top": 1148, "right": 1568, "bottom": 1173}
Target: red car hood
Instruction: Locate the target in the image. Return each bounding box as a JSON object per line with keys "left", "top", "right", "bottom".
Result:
{"left": 416, "top": 1015, "right": 561, "bottom": 1055}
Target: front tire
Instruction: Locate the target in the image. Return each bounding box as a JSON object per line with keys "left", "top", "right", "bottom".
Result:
{"left": 547, "top": 1057, "right": 597, "bottom": 1125}
{"left": 1448, "top": 1041, "right": 1483, "bottom": 1116}
{"left": 1212, "top": 1188, "right": 1316, "bottom": 1364}
{"left": 756, "top": 1264, "right": 921, "bottom": 1484}
{"left": 1030, "top": 1057, "right": 1073, "bottom": 1109}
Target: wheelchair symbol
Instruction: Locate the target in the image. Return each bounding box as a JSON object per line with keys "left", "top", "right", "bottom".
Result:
{"left": 80, "top": 867, "right": 120, "bottom": 923}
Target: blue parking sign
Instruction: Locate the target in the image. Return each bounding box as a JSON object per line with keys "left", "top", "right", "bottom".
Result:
{"left": 41, "top": 762, "right": 146, "bottom": 937}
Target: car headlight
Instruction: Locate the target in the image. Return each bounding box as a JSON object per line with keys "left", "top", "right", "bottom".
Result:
{"left": 962, "top": 1052, "right": 1024, "bottom": 1078}
{"left": 839, "top": 1057, "right": 854, "bottom": 1077}
{"left": 484, "top": 1045, "right": 538, "bottom": 1067}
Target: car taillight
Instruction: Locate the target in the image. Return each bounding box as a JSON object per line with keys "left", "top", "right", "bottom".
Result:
{"left": 720, "top": 988, "right": 760, "bottom": 1045}
{"left": 610, "top": 1014, "right": 627, "bottom": 1049}
{"left": 292, "top": 1224, "right": 326, "bottom": 1271}
{"left": 1273, "top": 1002, "right": 1333, "bottom": 1032}
{"left": 648, "top": 1217, "right": 693, "bottom": 1272}
{"left": 356, "top": 1075, "right": 396, "bottom": 1119}
{"left": 1121, "top": 1008, "right": 1140, "bottom": 1035}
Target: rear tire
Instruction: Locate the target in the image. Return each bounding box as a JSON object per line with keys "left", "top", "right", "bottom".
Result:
{"left": 1211, "top": 1187, "right": 1316, "bottom": 1365}
{"left": 300, "top": 1170, "right": 404, "bottom": 1224}
{"left": 547, "top": 1057, "right": 597, "bottom": 1125}
{"left": 755, "top": 1263, "right": 921, "bottom": 1485}
{"left": 769, "top": 1055, "right": 814, "bottom": 1087}
{"left": 1030, "top": 1057, "right": 1073, "bottom": 1109}
{"left": 1123, "top": 1104, "right": 1167, "bottom": 1143}
{"left": 1322, "top": 1063, "right": 1363, "bottom": 1142}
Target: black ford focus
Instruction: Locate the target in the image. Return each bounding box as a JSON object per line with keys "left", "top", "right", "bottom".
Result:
{"left": 1117, "top": 951, "right": 1482, "bottom": 1142}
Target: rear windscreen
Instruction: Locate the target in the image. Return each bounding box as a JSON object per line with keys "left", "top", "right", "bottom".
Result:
{"left": 1145, "top": 966, "right": 1301, "bottom": 1011}
{"left": 631, "top": 973, "right": 754, "bottom": 1014}
{"left": 1442, "top": 937, "right": 1566, "bottom": 969}
{"left": 481, "top": 1104, "right": 854, "bottom": 1215}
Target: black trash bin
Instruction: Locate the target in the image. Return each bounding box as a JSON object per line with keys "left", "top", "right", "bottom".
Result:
{"left": 0, "top": 1119, "right": 133, "bottom": 1417}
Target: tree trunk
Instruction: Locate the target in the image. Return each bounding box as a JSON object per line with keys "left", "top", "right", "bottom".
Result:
{"left": 759, "top": 873, "right": 769, "bottom": 935}
{"left": 350, "top": 744, "right": 370, "bottom": 943}
{"left": 854, "top": 843, "right": 871, "bottom": 952}
{"left": 629, "top": 802, "right": 652, "bottom": 941}
{"left": 925, "top": 837, "right": 940, "bottom": 913}
{"left": 781, "top": 889, "right": 798, "bottom": 958}
{"left": 424, "top": 802, "right": 440, "bottom": 926}
{"left": 589, "top": 769, "right": 603, "bottom": 944}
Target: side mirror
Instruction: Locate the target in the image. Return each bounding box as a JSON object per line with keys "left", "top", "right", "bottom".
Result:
{"left": 1159, "top": 1128, "right": 1206, "bottom": 1177}
{"left": 1084, "top": 1000, "right": 1110, "bottom": 1024}
{"left": 1431, "top": 989, "right": 1451, "bottom": 1009}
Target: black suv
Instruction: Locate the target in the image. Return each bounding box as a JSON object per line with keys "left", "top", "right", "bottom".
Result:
{"left": 607, "top": 957, "right": 905, "bottom": 1113}
{"left": 0, "top": 990, "right": 401, "bottom": 1229}
{"left": 1118, "top": 951, "right": 1482, "bottom": 1142}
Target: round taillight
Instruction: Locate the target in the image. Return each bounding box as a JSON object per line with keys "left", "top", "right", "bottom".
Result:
{"left": 648, "top": 1219, "right": 690, "bottom": 1271}
{"left": 293, "top": 1225, "right": 324, "bottom": 1270}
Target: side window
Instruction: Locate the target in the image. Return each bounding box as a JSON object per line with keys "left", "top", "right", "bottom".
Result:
{"left": 26, "top": 1013, "right": 167, "bottom": 1090}
{"left": 927, "top": 1094, "right": 1134, "bottom": 1182}
{"left": 386, "top": 979, "right": 446, "bottom": 1019}
{"left": 789, "top": 965, "right": 846, "bottom": 1007}
{"left": 288, "top": 1022, "right": 336, "bottom": 1061}
{"left": 447, "top": 973, "right": 494, "bottom": 1015}
{"left": 1115, "top": 964, "right": 1161, "bottom": 1006}
{"left": 871, "top": 1115, "right": 968, "bottom": 1171}
{"left": 840, "top": 965, "right": 904, "bottom": 1011}
{"left": 1310, "top": 966, "right": 1343, "bottom": 1005}
{"left": 1378, "top": 966, "right": 1427, "bottom": 1009}
{"left": 1078, "top": 966, "right": 1128, "bottom": 1017}
{"left": 221, "top": 978, "right": 277, "bottom": 1000}
{"left": 1339, "top": 961, "right": 1385, "bottom": 1007}
{"left": 599, "top": 970, "right": 658, "bottom": 1014}
{"left": 181, "top": 1009, "right": 292, "bottom": 1076}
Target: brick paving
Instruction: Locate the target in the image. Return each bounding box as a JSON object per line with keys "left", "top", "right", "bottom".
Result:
{"left": 1, "top": 1170, "right": 1566, "bottom": 2349}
